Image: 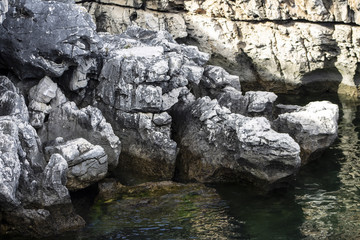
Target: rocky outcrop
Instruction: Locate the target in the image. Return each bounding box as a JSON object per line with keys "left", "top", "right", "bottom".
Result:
{"left": 46, "top": 138, "right": 108, "bottom": 191}
{"left": 91, "top": 27, "right": 209, "bottom": 181}
{"left": 78, "top": 0, "right": 360, "bottom": 96}
{"left": 0, "top": 77, "right": 85, "bottom": 237}
{"left": 173, "top": 96, "right": 301, "bottom": 184}
{"left": 0, "top": 0, "right": 100, "bottom": 90}
{"left": 0, "top": 0, "right": 341, "bottom": 237}
{"left": 274, "top": 101, "right": 339, "bottom": 164}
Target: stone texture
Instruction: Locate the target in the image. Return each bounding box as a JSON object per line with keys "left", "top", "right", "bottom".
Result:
{"left": 0, "top": 76, "right": 29, "bottom": 121}
{"left": 46, "top": 138, "right": 108, "bottom": 191}
{"left": 0, "top": 0, "right": 100, "bottom": 89}
{"left": 78, "top": 0, "right": 360, "bottom": 96}
{"left": 173, "top": 96, "right": 301, "bottom": 185}
{"left": 274, "top": 101, "right": 339, "bottom": 164}
{"left": 0, "top": 116, "right": 84, "bottom": 237}
{"left": 0, "top": 0, "right": 8, "bottom": 24}
{"left": 39, "top": 101, "right": 121, "bottom": 169}
{"left": 91, "top": 27, "right": 209, "bottom": 181}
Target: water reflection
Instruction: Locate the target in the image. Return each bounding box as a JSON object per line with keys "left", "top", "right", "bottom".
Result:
{"left": 297, "top": 97, "right": 360, "bottom": 239}
{"left": 76, "top": 184, "right": 247, "bottom": 240}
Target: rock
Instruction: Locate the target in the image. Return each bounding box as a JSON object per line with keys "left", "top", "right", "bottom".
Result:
{"left": 29, "top": 76, "right": 58, "bottom": 104}
{"left": 92, "top": 27, "right": 210, "bottom": 181}
{"left": 0, "top": 0, "right": 8, "bottom": 24}
{"left": 46, "top": 138, "right": 108, "bottom": 191}
{"left": 244, "top": 91, "right": 278, "bottom": 118}
{"left": 173, "top": 96, "right": 301, "bottom": 185}
{"left": 0, "top": 116, "right": 84, "bottom": 237}
{"left": 0, "top": 0, "right": 100, "bottom": 88}
{"left": 274, "top": 101, "right": 339, "bottom": 164}
{"left": 0, "top": 76, "right": 29, "bottom": 121}
{"left": 79, "top": 1, "right": 360, "bottom": 96}
{"left": 39, "top": 101, "right": 121, "bottom": 169}
{"left": 0, "top": 118, "right": 21, "bottom": 208}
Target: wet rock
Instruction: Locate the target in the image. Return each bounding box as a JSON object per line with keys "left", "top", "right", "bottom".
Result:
{"left": 0, "top": 0, "right": 100, "bottom": 86}
{"left": 0, "top": 76, "right": 29, "bottom": 121}
{"left": 46, "top": 138, "right": 108, "bottom": 191}
{"left": 274, "top": 101, "right": 339, "bottom": 164}
{"left": 173, "top": 96, "right": 301, "bottom": 185}
{"left": 39, "top": 101, "right": 121, "bottom": 169}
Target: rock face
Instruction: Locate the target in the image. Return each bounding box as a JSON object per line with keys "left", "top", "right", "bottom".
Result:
{"left": 0, "top": 0, "right": 100, "bottom": 89}
{"left": 92, "top": 27, "right": 209, "bottom": 181}
{"left": 79, "top": 0, "right": 360, "bottom": 96}
{"left": 274, "top": 101, "right": 339, "bottom": 164}
{"left": 173, "top": 96, "right": 301, "bottom": 184}
{"left": 39, "top": 100, "right": 121, "bottom": 169}
{"left": 0, "top": 0, "right": 342, "bottom": 237}
{"left": 0, "top": 0, "right": 8, "bottom": 24}
{"left": 46, "top": 138, "right": 108, "bottom": 191}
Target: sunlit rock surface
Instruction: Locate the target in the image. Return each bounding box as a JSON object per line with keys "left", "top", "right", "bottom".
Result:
{"left": 78, "top": 0, "right": 360, "bottom": 96}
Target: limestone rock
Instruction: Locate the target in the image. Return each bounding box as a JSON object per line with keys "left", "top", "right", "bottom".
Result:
{"left": 39, "top": 101, "right": 121, "bottom": 169}
{"left": 92, "top": 27, "right": 210, "bottom": 181}
{"left": 173, "top": 96, "right": 301, "bottom": 185}
{"left": 0, "top": 0, "right": 7, "bottom": 24}
{"left": 274, "top": 101, "right": 339, "bottom": 164}
{"left": 0, "top": 0, "right": 100, "bottom": 87}
{"left": 46, "top": 138, "right": 108, "bottom": 191}
{"left": 0, "top": 76, "right": 29, "bottom": 121}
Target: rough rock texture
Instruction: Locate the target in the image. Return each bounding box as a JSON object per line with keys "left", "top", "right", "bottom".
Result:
{"left": 0, "top": 0, "right": 8, "bottom": 24}
{"left": 46, "top": 138, "right": 108, "bottom": 191}
{"left": 91, "top": 27, "right": 209, "bottom": 181}
{"left": 0, "top": 77, "right": 85, "bottom": 237}
{"left": 173, "top": 96, "right": 301, "bottom": 184}
{"left": 0, "top": 0, "right": 100, "bottom": 90}
{"left": 79, "top": 0, "right": 360, "bottom": 96}
{"left": 0, "top": 76, "right": 29, "bottom": 121}
{"left": 274, "top": 101, "right": 339, "bottom": 164}
{"left": 39, "top": 101, "right": 121, "bottom": 169}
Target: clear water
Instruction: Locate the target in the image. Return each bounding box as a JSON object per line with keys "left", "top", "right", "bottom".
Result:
{"left": 7, "top": 94, "right": 360, "bottom": 240}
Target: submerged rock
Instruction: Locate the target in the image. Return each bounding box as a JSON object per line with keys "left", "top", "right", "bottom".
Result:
{"left": 173, "top": 96, "right": 301, "bottom": 185}
{"left": 46, "top": 138, "right": 108, "bottom": 191}
{"left": 274, "top": 101, "right": 339, "bottom": 164}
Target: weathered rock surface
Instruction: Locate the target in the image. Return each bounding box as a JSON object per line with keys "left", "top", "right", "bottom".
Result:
{"left": 91, "top": 27, "right": 209, "bottom": 181}
{"left": 39, "top": 101, "right": 121, "bottom": 169}
{"left": 0, "top": 0, "right": 100, "bottom": 89}
{"left": 79, "top": 0, "right": 360, "bottom": 96}
{"left": 0, "top": 116, "right": 84, "bottom": 237}
{"left": 274, "top": 101, "right": 339, "bottom": 164}
{"left": 173, "top": 96, "right": 301, "bottom": 184}
{"left": 46, "top": 138, "right": 108, "bottom": 191}
{"left": 0, "top": 0, "right": 7, "bottom": 24}
{"left": 0, "top": 76, "right": 29, "bottom": 121}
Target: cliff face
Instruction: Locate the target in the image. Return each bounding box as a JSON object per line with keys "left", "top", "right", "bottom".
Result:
{"left": 78, "top": 0, "right": 360, "bottom": 96}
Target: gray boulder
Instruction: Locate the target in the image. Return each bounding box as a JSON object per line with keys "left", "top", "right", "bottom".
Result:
{"left": 0, "top": 76, "right": 29, "bottom": 121}
{"left": 173, "top": 96, "right": 301, "bottom": 185}
{"left": 0, "top": 0, "right": 100, "bottom": 88}
{"left": 39, "top": 101, "right": 121, "bottom": 169}
{"left": 274, "top": 101, "right": 339, "bottom": 164}
{"left": 46, "top": 138, "right": 108, "bottom": 191}
{"left": 0, "top": 0, "right": 7, "bottom": 24}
